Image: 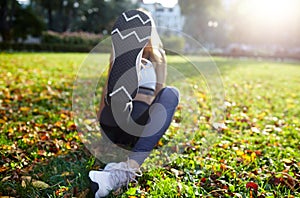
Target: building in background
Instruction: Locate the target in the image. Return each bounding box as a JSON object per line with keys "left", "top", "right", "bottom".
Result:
{"left": 138, "top": 0, "right": 185, "bottom": 36}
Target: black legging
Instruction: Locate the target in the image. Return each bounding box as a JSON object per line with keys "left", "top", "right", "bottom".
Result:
{"left": 100, "top": 86, "right": 179, "bottom": 165}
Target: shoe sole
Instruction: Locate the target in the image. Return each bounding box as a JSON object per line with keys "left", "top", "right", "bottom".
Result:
{"left": 107, "top": 10, "right": 152, "bottom": 105}
{"left": 89, "top": 170, "right": 112, "bottom": 197}
{"left": 90, "top": 179, "right": 100, "bottom": 196}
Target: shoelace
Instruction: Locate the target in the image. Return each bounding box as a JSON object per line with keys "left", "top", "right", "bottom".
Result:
{"left": 107, "top": 162, "right": 142, "bottom": 189}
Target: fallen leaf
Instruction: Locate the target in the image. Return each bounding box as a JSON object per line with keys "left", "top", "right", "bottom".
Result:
{"left": 77, "top": 188, "right": 90, "bottom": 198}
{"left": 0, "top": 166, "right": 9, "bottom": 173}
{"left": 1, "top": 176, "right": 11, "bottom": 182}
{"left": 246, "top": 181, "right": 258, "bottom": 191}
{"left": 32, "top": 180, "right": 50, "bottom": 189}
{"left": 20, "top": 107, "right": 30, "bottom": 112}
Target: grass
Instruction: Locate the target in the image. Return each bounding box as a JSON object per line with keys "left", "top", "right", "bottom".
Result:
{"left": 0, "top": 53, "right": 299, "bottom": 197}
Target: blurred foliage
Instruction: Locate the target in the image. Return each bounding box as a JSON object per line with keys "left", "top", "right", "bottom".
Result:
{"left": 41, "top": 31, "right": 103, "bottom": 45}
{"left": 178, "top": 0, "right": 226, "bottom": 46}
{"left": 30, "top": 0, "right": 136, "bottom": 33}
{"left": 179, "top": 0, "right": 300, "bottom": 48}
{"left": 0, "top": 0, "right": 135, "bottom": 42}
{"left": 0, "top": 31, "right": 114, "bottom": 52}
{"left": 161, "top": 35, "right": 185, "bottom": 54}
{"left": 2, "top": 0, "right": 300, "bottom": 49}
{"left": 0, "top": 42, "right": 96, "bottom": 52}
{"left": 0, "top": 0, "right": 44, "bottom": 42}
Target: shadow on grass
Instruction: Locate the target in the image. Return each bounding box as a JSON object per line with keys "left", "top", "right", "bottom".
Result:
{"left": 0, "top": 147, "right": 104, "bottom": 197}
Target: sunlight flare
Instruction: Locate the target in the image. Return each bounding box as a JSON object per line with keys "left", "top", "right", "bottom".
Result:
{"left": 241, "top": 0, "right": 299, "bottom": 24}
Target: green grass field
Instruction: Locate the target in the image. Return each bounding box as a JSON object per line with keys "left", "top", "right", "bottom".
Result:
{"left": 0, "top": 53, "right": 299, "bottom": 197}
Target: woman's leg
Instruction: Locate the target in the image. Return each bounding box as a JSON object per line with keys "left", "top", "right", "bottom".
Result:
{"left": 99, "top": 100, "right": 149, "bottom": 148}
{"left": 129, "top": 86, "right": 180, "bottom": 165}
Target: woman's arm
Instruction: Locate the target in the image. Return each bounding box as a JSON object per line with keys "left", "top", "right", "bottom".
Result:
{"left": 97, "top": 81, "right": 107, "bottom": 120}
{"left": 155, "top": 48, "right": 167, "bottom": 95}
{"left": 97, "top": 54, "right": 113, "bottom": 120}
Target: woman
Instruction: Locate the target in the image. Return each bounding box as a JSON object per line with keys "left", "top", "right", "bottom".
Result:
{"left": 89, "top": 9, "right": 180, "bottom": 197}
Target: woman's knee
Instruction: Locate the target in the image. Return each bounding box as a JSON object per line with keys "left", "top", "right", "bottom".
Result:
{"left": 158, "top": 86, "right": 180, "bottom": 105}
{"left": 166, "top": 86, "right": 180, "bottom": 98}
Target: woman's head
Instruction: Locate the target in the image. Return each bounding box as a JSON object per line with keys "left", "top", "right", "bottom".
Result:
{"left": 137, "top": 8, "right": 165, "bottom": 64}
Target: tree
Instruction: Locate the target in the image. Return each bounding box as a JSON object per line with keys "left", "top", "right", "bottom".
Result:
{"left": 0, "top": 0, "right": 16, "bottom": 41}
{"left": 13, "top": 7, "right": 45, "bottom": 41}
{"left": 30, "top": 0, "right": 135, "bottom": 33}
{"left": 178, "top": 0, "right": 226, "bottom": 47}
{"left": 74, "top": 0, "right": 135, "bottom": 33}
{"left": 30, "top": 0, "right": 62, "bottom": 31}
{"left": 0, "top": 0, "right": 44, "bottom": 42}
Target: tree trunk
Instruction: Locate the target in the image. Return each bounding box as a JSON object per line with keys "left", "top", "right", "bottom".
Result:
{"left": 59, "top": 0, "right": 64, "bottom": 32}
{"left": 0, "top": 0, "right": 11, "bottom": 41}
{"left": 47, "top": 4, "right": 53, "bottom": 30}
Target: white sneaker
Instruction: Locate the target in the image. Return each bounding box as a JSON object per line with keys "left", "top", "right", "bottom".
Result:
{"left": 89, "top": 162, "right": 142, "bottom": 198}
{"left": 103, "top": 162, "right": 118, "bottom": 171}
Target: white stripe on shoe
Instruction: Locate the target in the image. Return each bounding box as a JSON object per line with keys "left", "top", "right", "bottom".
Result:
{"left": 122, "top": 13, "right": 151, "bottom": 25}
{"left": 111, "top": 28, "right": 151, "bottom": 43}
{"left": 109, "top": 86, "right": 134, "bottom": 120}
{"left": 109, "top": 86, "right": 133, "bottom": 101}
